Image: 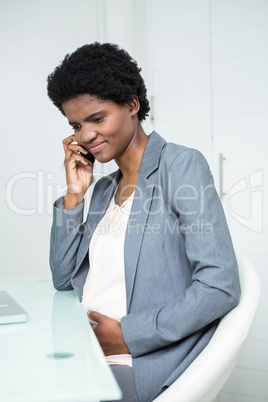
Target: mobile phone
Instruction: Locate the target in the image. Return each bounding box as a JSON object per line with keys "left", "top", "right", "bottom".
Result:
{"left": 83, "top": 151, "right": 95, "bottom": 163}
{"left": 80, "top": 147, "right": 95, "bottom": 163}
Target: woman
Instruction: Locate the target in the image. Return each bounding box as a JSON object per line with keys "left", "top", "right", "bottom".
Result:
{"left": 47, "top": 42, "right": 240, "bottom": 402}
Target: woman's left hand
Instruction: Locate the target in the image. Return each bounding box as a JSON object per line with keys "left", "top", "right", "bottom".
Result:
{"left": 87, "top": 311, "right": 130, "bottom": 356}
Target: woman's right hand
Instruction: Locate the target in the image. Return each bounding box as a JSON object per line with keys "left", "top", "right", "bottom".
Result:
{"left": 62, "top": 134, "right": 94, "bottom": 209}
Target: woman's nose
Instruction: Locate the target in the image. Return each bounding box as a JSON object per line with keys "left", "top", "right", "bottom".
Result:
{"left": 75, "top": 128, "right": 97, "bottom": 145}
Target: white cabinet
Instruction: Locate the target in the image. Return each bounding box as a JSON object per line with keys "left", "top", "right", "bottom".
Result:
{"left": 148, "top": 0, "right": 268, "bottom": 252}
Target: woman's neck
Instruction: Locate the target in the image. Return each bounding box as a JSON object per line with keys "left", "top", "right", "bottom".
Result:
{"left": 115, "top": 125, "right": 148, "bottom": 180}
{"left": 114, "top": 124, "right": 148, "bottom": 206}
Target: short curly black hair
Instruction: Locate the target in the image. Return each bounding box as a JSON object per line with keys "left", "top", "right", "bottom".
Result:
{"left": 47, "top": 42, "right": 150, "bottom": 121}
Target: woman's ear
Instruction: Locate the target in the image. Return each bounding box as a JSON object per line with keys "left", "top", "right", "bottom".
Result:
{"left": 128, "top": 95, "right": 140, "bottom": 116}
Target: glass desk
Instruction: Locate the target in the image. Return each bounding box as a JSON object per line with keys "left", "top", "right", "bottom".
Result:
{"left": 0, "top": 276, "right": 122, "bottom": 401}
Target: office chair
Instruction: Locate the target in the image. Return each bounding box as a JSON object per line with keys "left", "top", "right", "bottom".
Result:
{"left": 153, "top": 255, "right": 261, "bottom": 402}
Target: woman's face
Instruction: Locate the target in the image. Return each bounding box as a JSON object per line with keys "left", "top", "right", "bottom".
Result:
{"left": 62, "top": 94, "right": 140, "bottom": 164}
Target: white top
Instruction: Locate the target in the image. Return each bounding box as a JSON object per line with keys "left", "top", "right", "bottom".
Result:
{"left": 81, "top": 190, "right": 135, "bottom": 367}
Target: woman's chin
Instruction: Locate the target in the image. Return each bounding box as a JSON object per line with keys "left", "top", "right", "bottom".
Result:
{"left": 94, "top": 155, "right": 114, "bottom": 164}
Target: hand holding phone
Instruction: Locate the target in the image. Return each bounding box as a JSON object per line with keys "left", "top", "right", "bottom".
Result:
{"left": 62, "top": 135, "right": 95, "bottom": 209}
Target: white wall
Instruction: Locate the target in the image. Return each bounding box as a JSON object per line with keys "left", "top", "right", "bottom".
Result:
{"left": 149, "top": 0, "right": 212, "bottom": 164}
{"left": 1, "top": 0, "right": 148, "bottom": 276}
{"left": 148, "top": 0, "right": 268, "bottom": 271}
{"left": 0, "top": 0, "right": 97, "bottom": 276}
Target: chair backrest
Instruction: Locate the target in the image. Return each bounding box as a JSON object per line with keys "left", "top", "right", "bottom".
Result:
{"left": 153, "top": 255, "right": 261, "bottom": 402}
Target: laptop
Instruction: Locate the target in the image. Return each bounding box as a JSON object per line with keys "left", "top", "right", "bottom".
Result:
{"left": 0, "top": 291, "right": 28, "bottom": 324}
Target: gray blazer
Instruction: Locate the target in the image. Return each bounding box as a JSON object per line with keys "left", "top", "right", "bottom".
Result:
{"left": 50, "top": 132, "right": 240, "bottom": 402}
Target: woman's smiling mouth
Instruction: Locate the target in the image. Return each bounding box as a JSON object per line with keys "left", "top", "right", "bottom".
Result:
{"left": 89, "top": 141, "right": 106, "bottom": 153}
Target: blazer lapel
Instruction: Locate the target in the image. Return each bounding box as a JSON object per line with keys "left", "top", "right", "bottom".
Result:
{"left": 124, "top": 174, "right": 155, "bottom": 312}
{"left": 124, "top": 131, "right": 166, "bottom": 311}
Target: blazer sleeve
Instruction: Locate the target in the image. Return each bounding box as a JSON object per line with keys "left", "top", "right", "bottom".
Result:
{"left": 121, "top": 149, "right": 241, "bottom": 358}
{"left": 49, "top": 196, "right": 85, "bottom": 291}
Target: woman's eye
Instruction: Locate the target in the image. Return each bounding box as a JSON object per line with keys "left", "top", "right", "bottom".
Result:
{"left": 72, "top": 125, "right": 81, "bottom": 131}
{"left": 93, "top": 116, "right": 104, "bottom": 123}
